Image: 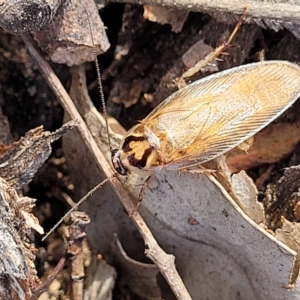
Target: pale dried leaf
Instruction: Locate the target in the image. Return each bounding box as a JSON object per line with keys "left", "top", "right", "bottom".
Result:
{"left": 84, "top": 255, "right": 116, "bottom": 300}
{"left": 181, "top": 40, "right": 218, "bottom": 73}
{"left": 143, "top": 5, "right": 189, "bottom": 33}
{"left": 20, "top": 210, "right": 44, "bottom": 235}
{"left": 226, "top": 121, "right": 300, "bottom": 172}
{"left": 231, "top": 171, "right": 265, "bottom": 224}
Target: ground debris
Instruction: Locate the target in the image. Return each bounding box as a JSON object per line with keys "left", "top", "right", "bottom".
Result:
{"left": 0, "top": 177, "right": 42, "bottom": 299}
{"left": 0, "top": 120, "right": 77, "bottom": 189}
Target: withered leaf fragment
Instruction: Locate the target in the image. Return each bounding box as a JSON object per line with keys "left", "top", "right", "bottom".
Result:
{"left": 0, "top": 120, "right": 77, "bottom": 189}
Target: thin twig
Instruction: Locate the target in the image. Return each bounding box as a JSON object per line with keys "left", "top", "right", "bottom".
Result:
{"left": 31, "top": 255, "right": 67, "bottom": 300}
{"left": 21, "top": 35, "right": 192, "bottom": 300}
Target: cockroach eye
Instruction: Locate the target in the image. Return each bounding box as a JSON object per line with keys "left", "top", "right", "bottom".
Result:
{"left": 111, "top": 149, "right": 128, "bottom": 176}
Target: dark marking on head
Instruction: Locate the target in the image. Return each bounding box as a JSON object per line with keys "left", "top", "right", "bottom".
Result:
{"left": 111, "top": 149, "right": 128, "bottom": 175}
{"left": 122, "top": 135, "right": 146, "bottom": 153}
{"left": 128, "top": 147, "right": 154, "bottom": 169}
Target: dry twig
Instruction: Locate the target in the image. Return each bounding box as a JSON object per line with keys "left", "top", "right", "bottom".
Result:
{"left": 21, "top": 34, "right": 192, "bottom": 300}
{"left": 31, "top": 255, "right": 67, "bottom": 300}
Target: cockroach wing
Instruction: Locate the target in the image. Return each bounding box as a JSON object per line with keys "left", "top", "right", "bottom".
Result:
{"left": 144, "top": 61, "right": 300, "bottom": 169}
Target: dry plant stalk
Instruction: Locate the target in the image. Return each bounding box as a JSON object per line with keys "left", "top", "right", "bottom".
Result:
{"left": 31, "top": 256, "right": 67, "bottom": 300}
{"left": 21, "top": 34, "right": 193, "bottom": 300}
{"left": 62, "top": 211, "right": 91, "bottom": 300}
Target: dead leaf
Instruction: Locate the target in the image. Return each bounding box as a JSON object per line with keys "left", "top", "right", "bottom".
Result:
{"left": 143, "top": 5, "right": 189, "bottom": 33}
{"left": 226, "top": 121, "right": 300, "bottom": 172}
{"left": 0, "top": 120, "right": 77, "bottom": 189}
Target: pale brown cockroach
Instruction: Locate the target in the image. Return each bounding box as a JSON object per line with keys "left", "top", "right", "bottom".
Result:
{"left": 111, "top": 61, "right": 300, "bottom": 177}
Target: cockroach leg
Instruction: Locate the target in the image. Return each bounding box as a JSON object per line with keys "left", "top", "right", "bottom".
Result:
{"left": 178, "top": 7, "right": 247, "bottom": 88}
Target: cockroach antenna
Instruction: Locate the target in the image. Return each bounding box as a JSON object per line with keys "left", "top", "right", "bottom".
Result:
{"left": 86, "top": 7, "right": 112, "bottom": 152}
